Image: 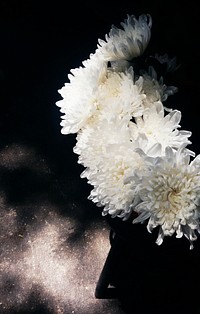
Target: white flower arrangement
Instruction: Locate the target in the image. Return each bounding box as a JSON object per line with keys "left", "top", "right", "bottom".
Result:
{"left": 56, "top": 14, "right": 200, "bottom": 250}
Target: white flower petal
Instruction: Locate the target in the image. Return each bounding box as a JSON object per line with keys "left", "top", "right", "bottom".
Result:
{"left": 96, "top": 14, "right": 152, "bottom": 61}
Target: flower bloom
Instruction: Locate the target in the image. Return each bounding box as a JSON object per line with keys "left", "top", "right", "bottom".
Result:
{"left": 56, "top": 55, "right": 107, "bottom": 134}
{"left": 96, "top": 14, "right": 152, "bottom": 62}
{"left": 74, "top": 115, "right": 145, "bottom": 217}
{"left": 131, "top": 146, "right": 200, "bottom": 249}
{"left": 130, "top": 101, "right": 192, "bottom": 155}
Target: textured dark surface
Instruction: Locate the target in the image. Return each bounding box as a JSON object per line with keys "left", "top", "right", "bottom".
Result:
{"left": 0, "top": 1, "right": 200, "bottom": 313}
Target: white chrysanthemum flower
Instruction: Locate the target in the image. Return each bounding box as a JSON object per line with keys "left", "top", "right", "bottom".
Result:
{"left": 74, "top": 116, "right": 145, "bottom": 219}
{"left": 56, "top": 54, "right": 107, "bottom": 134}
{"left": 56, "top": 54, "right": 146, "bottom": 134}
{"left": 141, "top": 66, "right": 178, "bottom": 107}
{"left": 95, "top": 67, "right": 145, "bottom": 119}
{"left": 131, "top": 145, "right": 200, "bottom": 249}
{"left": 130, "top": 101, "right": 192, "bottom": 155}
{"left": 76, "top": 116, "right": 139, "bottom": 178}
{"left": 87, "top": 143, "right": 145, "bottom": 219}
{"left": 74, "top": 116, "right": 132, "bottom": 171}
{"left": 96, "top": 14, "right": 152, "bottom": 62}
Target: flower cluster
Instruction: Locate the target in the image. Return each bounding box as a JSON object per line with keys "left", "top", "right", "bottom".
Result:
{"left": 56, "top": 14, "right": 200, "bottom": 249}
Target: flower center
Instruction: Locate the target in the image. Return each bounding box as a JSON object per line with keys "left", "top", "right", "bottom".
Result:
{"left": 167, "top": 189, "right": 181, "bottom": 212}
